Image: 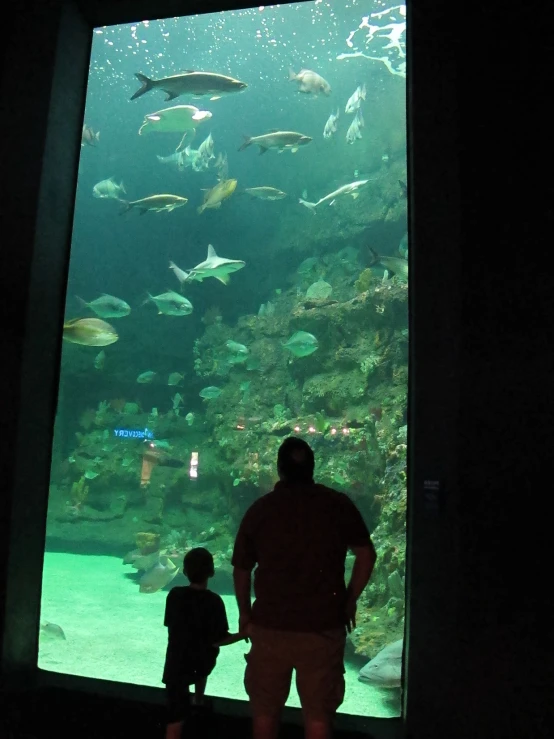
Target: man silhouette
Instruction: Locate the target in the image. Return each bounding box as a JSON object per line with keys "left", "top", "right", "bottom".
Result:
{"left": 232, "top": 436, "right": 376, "bottom": 739}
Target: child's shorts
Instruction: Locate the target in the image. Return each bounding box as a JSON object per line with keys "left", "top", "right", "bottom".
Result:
{"left": 165, "top": 682, "right": 192, "bottom": 723}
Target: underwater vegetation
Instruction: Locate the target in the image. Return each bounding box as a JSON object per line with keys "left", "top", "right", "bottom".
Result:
{"left": 49, "top": 251, "right": 408, "bottom": 659}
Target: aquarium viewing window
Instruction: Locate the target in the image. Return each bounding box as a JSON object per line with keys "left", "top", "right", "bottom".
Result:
{"left": 39, "top": 0, "right": 408, "bottom": 722}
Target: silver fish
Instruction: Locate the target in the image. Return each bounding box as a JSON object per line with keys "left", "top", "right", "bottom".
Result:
{"left": 119, "top": 194, "right": 188, "bottom": 215}
{"left": 93, "top": 177, "right": 126, "bottom": 199}
{"left": 238, "top": 130, "right": 312, "bottom": 155}
{"left": 283, "top": 331, "right": 319, "bottom": 358}
{"left": 323, "top": 109, "right": 340, "bottom": 139}
{"left": 82, "top": 124, "right": 100, "bottom": 147}
{"left": 131, "top": 71, "right": 247, "bottom": 102}
{"left": 345, "top": 84, "right": 366, "bottom": 114}
{"left": 244, "top": 186, "right": 287, "bottom": 201}
{"left": 75, "top": 293, "right": 131, "bottom": 318}
{"left": 346, "top": 110, "right": 364, "bottom": 145}
{"left": 156, "top": 150, "right": 186, "bottom": 170}
{"left": 146, "top": 291, "right": 193, "bottom": 316}
{"left": 194, "top": 132, "right": 215, "bottom": 171}
{"left": 289, "top": 68, "right": 331, "bottom": 95}
{"left": 137, "top": 371, "right": 157, "bottom": 383}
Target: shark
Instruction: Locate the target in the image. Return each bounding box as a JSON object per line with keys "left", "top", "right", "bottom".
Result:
{"left": 298, "top": 179, "right": 370, "bottom": 211}
{"left": 171, "top": 244, "right": 245, "bottom": 286}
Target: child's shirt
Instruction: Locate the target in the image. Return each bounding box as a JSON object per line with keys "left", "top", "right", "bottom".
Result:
{"left": 163, "top": 585, "right": 229, "bottom": 685}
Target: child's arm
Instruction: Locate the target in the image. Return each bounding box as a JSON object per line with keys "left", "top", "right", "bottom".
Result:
{"left": 213, "top": 631, "right": 248, "bottom": 647}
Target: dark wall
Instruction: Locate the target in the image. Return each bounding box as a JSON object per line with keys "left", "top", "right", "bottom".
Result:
{"left": 1, "top": 1, "right": 552, "bottom": 738}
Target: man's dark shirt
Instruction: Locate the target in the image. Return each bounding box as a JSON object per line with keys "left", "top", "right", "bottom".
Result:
{"left": 232, "top": 481, "right": 372, "bottom": 631}
{"left": 163, "top": 585, "right": 229, "bottom": 685}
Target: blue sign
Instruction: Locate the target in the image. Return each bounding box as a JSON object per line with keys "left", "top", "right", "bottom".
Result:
{"left": 113, "top": 427, "right": 154, "bottom": 439}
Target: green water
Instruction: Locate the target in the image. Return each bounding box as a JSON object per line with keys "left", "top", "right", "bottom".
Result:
{"left": 42, "top": 0, "right": 408, "bottom": 721}
{"left": 39, "top": 553, "right": 399, "bottom": 718}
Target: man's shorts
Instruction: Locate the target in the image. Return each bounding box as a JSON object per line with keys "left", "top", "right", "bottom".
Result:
{"left": 244, "top": 624, "right": 346, "bottom": 721}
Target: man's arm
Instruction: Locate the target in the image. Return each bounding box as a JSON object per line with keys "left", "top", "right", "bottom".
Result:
{"left": 233, "top": 567, "right": 253, "bottom": 630}
{"left": 346, "top": 542, "right": 377, "bottom": 601}
{"left": 344, "top": 542, "right": 376, "bottom": 632}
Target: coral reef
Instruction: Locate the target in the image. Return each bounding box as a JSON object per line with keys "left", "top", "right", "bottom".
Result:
{"left": 48, "top": 166, "right": 408, "bottom": 662}
{"left": 354, "top": 268, "right": 373, "bottom": 295}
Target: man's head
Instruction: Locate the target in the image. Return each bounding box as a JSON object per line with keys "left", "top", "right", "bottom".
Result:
{"left": 183, "top": 547, "right": 215, "bottom": 584}
{"left": 277, "top": 437, "right": 315, "bottom": 483}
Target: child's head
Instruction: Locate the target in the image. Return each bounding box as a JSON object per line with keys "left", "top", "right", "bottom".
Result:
{"left": 183, "top": 547, "right": 215, "bottom": 584}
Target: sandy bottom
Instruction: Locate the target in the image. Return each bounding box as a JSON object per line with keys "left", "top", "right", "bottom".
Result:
{"left": 38, "top": 552, "right": 399, "bottom": 718}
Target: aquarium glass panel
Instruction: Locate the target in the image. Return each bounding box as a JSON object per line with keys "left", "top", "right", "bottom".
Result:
{"left": 39, "top": 0, "right": 407, "bottom": 720}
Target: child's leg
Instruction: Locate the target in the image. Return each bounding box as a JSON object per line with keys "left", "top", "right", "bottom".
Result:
{"left": 165, "top": 721, "right": 183, "bottom": 739}
{"left": 165, "top": 682, "right": 191, "bottom": 736}
{"left": 192, "top": 676, "right": 208, "bottom": 706}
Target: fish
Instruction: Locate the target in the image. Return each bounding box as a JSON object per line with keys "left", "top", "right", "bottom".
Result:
{"left": 63, "top": 318, "right": 118, "bottom": 347}
{"left": 258, "top": 301, "right": 275, "bottom": 317}
{"left": 156, "top": 146, "right": 202, "bottom": 171}
{"left": 197, "top": 178, "right": 237, "bottom": 214}
{"left": 194, "top": 132, "right": 215, "bottom": 170}
{"left": 246, "top": 356, "right": 261, "bottom": 371}
{"left": 346, "top": 110, "right": 364, "bottom": 145}
{"left": 306, "top": 280, "right": 333, "bottom": 300}
{"left": 137, "top": 371, "right": 157, "bottom": 383}
{"left": 215, "top": 152, "right": 228, "bottom": 180}
{"left": 75, "top": 293, "right": 131, "bottom": 318}
{"left": 181, "top": 146, "right": 204, "bottom": 171}
{"left": 185, "top": 244, "right": 245, "bottom": 285}
{"left": 81, "top": 124, "right": 100, "bottom": 147}
{"left": 156, "top": 150, "right": 187, "bottom": 169}
{"left": 358, "top": 639, "right": 403, "bottom": 688}
{"left": 139, "top": 555, "right": 179, "bottom": 593}
{"left": 369, "top": 248, "right": 408, "bottom": 281}
{"left": 172, "top": 392, "right": 184, "bottom": 410}
{"left": 244, "top": 186, "right": 287, "bottom": 201}
{"left": 345, "top": 84, "right": 366, "bottom": 114}
{"left": 226, "top": 340, "right": 248, "bottom": 354}
{"left": 323, "top": 109, "right": 340, "bottom": 139}
{"left": 185, "top": 412, "right": 195, "bottom": 425}
{"left": 199, "top": 386, "right": 222, "bottom": 400}
{"left": 289, "top": 68, "right": 331, "bottom": 95}
{"left": 119, "top": 194, "right": 188, "bottom": 215}
{"left": 299, "top": 180, "right": 369, "bottom": 211}
{"left": 238, "top": 131, "right": 312, "bottom": 155}
{"left": 122, "top": 549, "right": 141, "bottom": 565}
{"left": 168, "top": 372, "right": 184, "bottom": 386}
{"left": 130, "top": 71, "right": 247, "bottom": 102}
{"left": 283, "top": 331, "right": 319, "bottom": 358}
{"left": 138, "top": 105, "right": 212, "bottom": 150}
{"left": 399, "top": 180, "right": 407, "bottom": 197}
{"left": 131, "top": 551, "right": 160, "bottom": 571}
{"left": 93, "top": 177, "right": 126, "bottom": 200}
{"left": 145, "top": 291, "right": 193, "bottom": 316}
{"left": 226, "top": 340, "right": 248, "bottom": 363}
{"left": 94, "top": 350, "right": 106, "bottom": 370}
{"left": 40, "top": 622, "right": 66, "bottom": 640}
